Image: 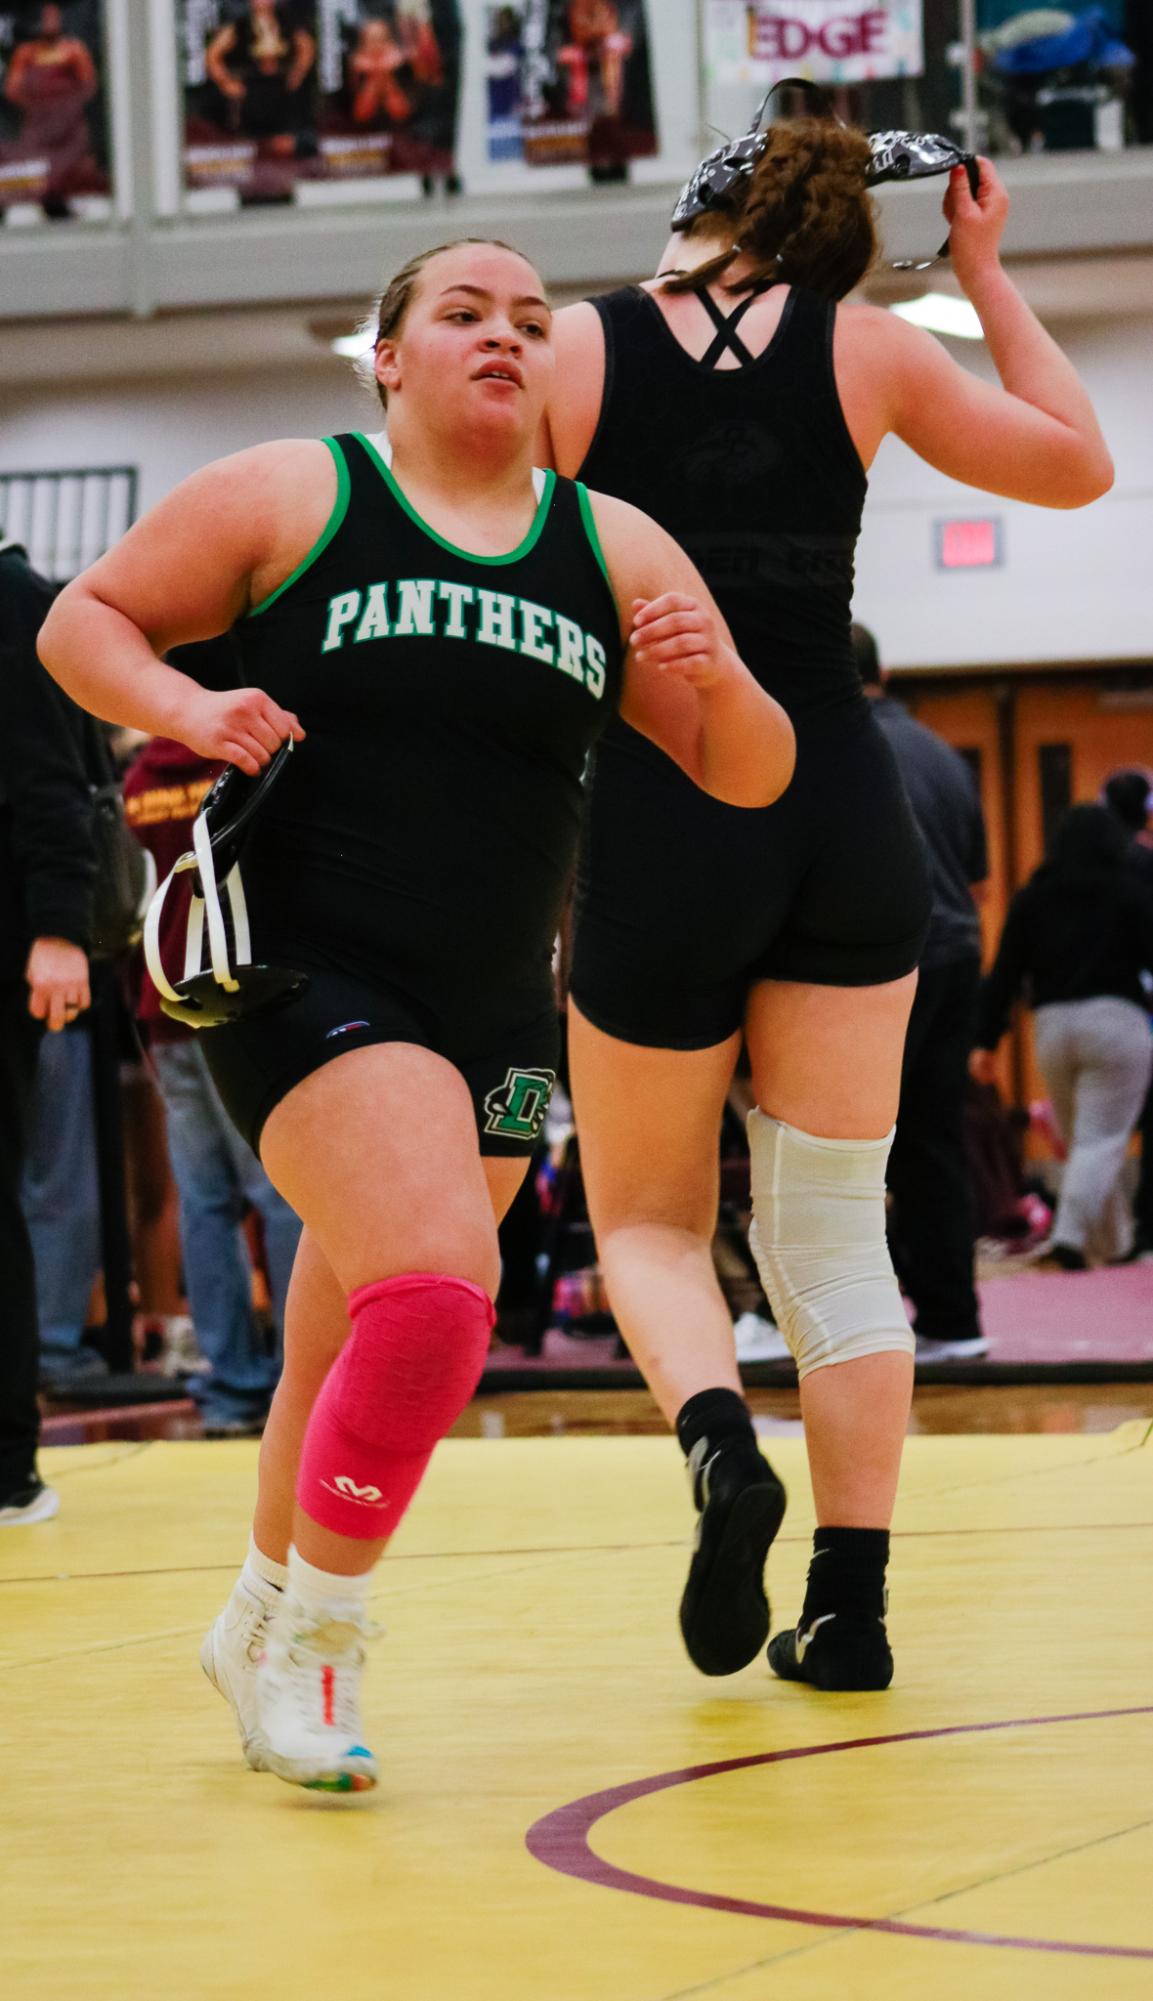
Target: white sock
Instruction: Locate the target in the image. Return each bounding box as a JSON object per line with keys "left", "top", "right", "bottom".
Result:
{"left": 241, "top": 1534, "right": 287, "bottom": 1601}
{"left": 287, "top": 1545, "right": 373, "bottom": 1624}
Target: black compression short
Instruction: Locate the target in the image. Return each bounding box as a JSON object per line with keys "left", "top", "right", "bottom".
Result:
{"left": 571, "top": 701, "right": 931, "bottom": 1050}
{"left": 201, "top": 968, "right": 560, "bottom": 1158}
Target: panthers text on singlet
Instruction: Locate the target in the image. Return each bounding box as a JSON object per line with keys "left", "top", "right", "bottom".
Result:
{"left": 319, "top": 578, "right": 607, "bottom": 700}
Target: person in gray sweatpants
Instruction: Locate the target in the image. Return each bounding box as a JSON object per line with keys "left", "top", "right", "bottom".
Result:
{"left": 972, "top": 804, "right": 1153, "bottom": 1268}
{"left": 1032, "top": 998, "right": 1152, "bottom": 1265}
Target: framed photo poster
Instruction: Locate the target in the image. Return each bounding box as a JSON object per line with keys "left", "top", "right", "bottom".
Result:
{"left": 484, "top": 1, "right": 657, "bottom": 174}
{"left": 180, "top": 0, "right": 462, "bottom": 202}
{"left": 0, "top": 0, "right": 113, "bottom": 216}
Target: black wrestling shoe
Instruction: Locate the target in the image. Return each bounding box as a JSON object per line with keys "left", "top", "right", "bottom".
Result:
{"left": 1048, "top": 1242, "right": 1088, "bottom": 1271}
{"left": 680, "top": 1441, "right": 786, "bottom": 1677}
{"left": 768, "top": 1608, "right": 893, "bottom": 1691}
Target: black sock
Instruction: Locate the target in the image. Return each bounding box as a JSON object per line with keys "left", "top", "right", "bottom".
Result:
{"left": 802, "top": 1527, "right": 889, "bottom": 1620}
{"left": 676, "top": 1389, "right": 768, "bottom": 1513}
{"left": 769, "top": 1526, "right": 893, "bottom": 1687}
{"left": 675, "top": 1387, "right": 756, "bottom": 1462}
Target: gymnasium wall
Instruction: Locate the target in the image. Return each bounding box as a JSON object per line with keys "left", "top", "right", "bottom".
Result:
{"left": 0, "top": 367, "right": 372, "bottom": 515}
{"left": 2, "top": 310, "right": 1150, "bottom": 670}
{"left": 854, "top": 314, "right": 1150, "bottom": 670}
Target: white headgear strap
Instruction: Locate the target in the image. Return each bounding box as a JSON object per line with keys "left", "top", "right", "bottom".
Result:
{"left": 143, "top": 815, "right": 252, "bottom": 1006}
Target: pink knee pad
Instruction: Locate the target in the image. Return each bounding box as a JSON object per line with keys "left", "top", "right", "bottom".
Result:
{"left": 297, "top": 1271, "right": 495, "bottom": 1539}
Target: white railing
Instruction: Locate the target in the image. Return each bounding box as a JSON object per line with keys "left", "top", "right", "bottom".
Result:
{"left": 0, "top": 2, "right": 1149, "bottom": 319}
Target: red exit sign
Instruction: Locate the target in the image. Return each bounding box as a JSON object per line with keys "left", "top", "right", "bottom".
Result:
{"left": 936, "top": 518, "right": 1003, "bottom": 570}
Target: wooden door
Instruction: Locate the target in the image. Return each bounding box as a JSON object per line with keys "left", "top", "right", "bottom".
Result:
{"left": 899, "top": 675, "right": 1153, "bottom": 1117}
{"left": 1014, "top": 684, "right": 1153, "bottom": 879}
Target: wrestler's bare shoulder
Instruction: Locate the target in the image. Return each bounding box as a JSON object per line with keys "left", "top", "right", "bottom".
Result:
{"left": 188, "top": 436, "right": 336, "bottom": 501}
{"left": 156, "top": 438, "right": 339, "bottom": 569}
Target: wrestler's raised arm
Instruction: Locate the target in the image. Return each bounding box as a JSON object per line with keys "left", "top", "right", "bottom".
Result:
{"left": 837, "top": 161, "right": 1113, "bottom": 507}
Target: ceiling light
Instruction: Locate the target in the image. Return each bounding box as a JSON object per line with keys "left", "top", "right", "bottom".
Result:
{"left": 331, "top": 333, "right": 373, "bottom": 358}
{"left": 890, "top": 293, "right": 983, "bottom": 340}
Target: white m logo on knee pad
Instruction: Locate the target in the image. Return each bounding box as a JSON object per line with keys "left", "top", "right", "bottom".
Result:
{"left": 328, "top": 1474, "right": 384, "bottom": 1504}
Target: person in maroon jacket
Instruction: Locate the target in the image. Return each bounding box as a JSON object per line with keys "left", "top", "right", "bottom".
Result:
{"left": 123, "top": 643, "right": 302, "bottom": 1435}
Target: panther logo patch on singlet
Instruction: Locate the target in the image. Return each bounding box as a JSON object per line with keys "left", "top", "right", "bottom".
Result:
{"left": 320, "top": 580, "right": 607, "bottom": 700}
{"left": 482, "top": 1066, "right": 557, "bottom": 1141}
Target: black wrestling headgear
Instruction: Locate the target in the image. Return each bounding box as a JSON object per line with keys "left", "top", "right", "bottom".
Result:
{"left": 671, "top": 78, "right": 979, "bottom": 271}
{"left": 144, "top": 737, "right": 309, "bottom": 1029}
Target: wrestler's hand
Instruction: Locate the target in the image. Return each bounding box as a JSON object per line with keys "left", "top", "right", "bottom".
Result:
{"left": 968, "top": 1048, "right": 999, "bottom": 1087}
{"left": 629, "top": 595, "right": 736, "bottom": 691}
{"left": 944, "top": 157, "right": 1009, "bottom": 294}
{"left": 181, "top": 686, "right": 306, "bottom": 775}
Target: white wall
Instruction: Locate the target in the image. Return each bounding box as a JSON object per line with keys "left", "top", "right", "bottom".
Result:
{"left": 2, "top": 362, "right": 372, "bottom": 516}
{"left": 3, "top": 313, "right": 1151, "bottom": 669}
{"left": 854, "top": 315, "right": 1152, "bottom": 669}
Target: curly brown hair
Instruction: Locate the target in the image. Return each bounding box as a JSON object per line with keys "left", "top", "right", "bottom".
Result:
{"left": 666, "top": 118, "right": 876, "bottom": 302}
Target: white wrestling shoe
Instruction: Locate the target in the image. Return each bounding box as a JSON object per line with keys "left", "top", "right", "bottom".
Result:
{"left": 256, "top": 1597, "right": 378, "bottom": 1794}
{"left": 200, "top": 1578, "right": 278, "bottom": 1771}
{"left": 0, "top": 1477, "right": 60, "bottom": 1526}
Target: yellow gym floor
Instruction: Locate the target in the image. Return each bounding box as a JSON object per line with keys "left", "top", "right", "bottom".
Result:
{"left": 2, "top": 1425, "right": 1151, "bottom": 2001}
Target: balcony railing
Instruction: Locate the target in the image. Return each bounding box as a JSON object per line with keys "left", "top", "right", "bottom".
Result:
{"left": 0, "top": 466, "right": 138, "bottom": 581}
{"left": 1, "top": 3, "right": 1150, "bottom": 318}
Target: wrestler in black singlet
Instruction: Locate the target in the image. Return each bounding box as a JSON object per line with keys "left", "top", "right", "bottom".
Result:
{"left": 203, "top": 431, "right": 623, "bottom": 1152}
{"left": 572, "top": 284, "right": 931, "bottom": 1049}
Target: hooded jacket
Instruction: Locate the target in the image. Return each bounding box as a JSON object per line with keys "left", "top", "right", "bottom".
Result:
{"left": 976, "top": 805, "right": 1153, "bottom": 1048}
{"left": 0, "top": 540, "right": 95, "bottom": 980}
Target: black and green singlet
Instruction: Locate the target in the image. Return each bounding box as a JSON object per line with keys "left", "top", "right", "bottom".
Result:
{"left": 203, "top": 430, "right": 624, "bottom": 1154}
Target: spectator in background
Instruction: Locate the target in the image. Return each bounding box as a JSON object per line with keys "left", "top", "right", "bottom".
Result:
{"left": 1102, "top": 767, "right": 1153, "bottom": 890}
{"left": 123, "top": 638, "right": 301, "bottom": 1436}
{"left": 1102, "top": 766, "right": 1153, "bottom": 1256}
{"left": 972, "top": 804, "right": 1153, "bottom": 1269}
{"left": 21, "top": 999, "right": 103, "bottom": 1389}
{"left": 854, "top": 624, "right": 990, "bottom": 1360}
{"left": 0, "top": 535, "right": 95, "bottom": 1523}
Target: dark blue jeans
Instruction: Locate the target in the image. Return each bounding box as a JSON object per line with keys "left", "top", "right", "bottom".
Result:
{"left": 22, "top": 1023, "right": 101, "bottom": 1375}
{"left": 0, "top": 982, "right": 43, "bottom": 1491}
{"left": 154, "top": 1040, "right": 301, "bottom": 1425}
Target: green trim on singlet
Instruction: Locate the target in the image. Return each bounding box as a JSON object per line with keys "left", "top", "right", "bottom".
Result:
{"left": 355, "top": 432, "right": 557, "bottom": 567}
{"left": 247, "top": 437, "right": 350, "bottom": 618}
{"left": 575, "top": 481, "right": 612, "bottom": 592}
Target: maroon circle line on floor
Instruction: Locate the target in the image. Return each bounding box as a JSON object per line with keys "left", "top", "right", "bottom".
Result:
{"left": 525, "top": 1705, "right": 1153, "bottom": 1960}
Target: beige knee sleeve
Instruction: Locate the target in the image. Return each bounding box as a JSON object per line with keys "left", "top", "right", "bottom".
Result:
{"left": 746, "top": 1109, "right": 914, "bottom": 1380}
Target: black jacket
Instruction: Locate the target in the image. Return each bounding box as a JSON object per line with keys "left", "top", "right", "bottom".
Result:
{"left": 0, "top": 542, "right": 95, "bottom": 979}
{"left": 976, "top": 810, "right": 1153, "bottom": 1048}
{"left": 871, "top": 695, "right": 987, "bottom": 969}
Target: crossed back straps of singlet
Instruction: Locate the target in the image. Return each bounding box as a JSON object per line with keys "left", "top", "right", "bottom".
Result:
{"left": 691, "top": 277, "right": 778, "bottom": 369}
